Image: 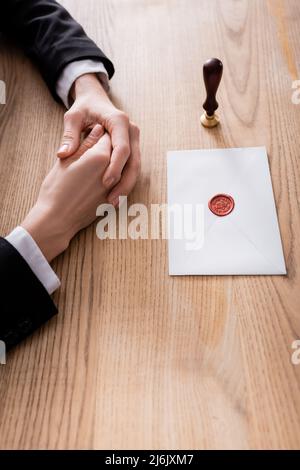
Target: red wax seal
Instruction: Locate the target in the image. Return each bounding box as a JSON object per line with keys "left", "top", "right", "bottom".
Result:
{"left": 208, "top": 194, "right": 235, "bottom": 217}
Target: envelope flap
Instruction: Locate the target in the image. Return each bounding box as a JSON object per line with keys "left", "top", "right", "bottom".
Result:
{"left": 169, "top": 217, "right": 282, "bottom": 275}
{"left": 227, "top": 148, "right": 286, "bottom": 273}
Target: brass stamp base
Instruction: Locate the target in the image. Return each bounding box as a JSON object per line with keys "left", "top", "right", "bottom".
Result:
{"left": 201, "top": 112, "right": 220, "bottom": 128}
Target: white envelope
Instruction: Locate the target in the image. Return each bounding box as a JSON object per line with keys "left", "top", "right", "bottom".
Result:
{"left": 167, "top": 147, "right": 286, "bottom": 275}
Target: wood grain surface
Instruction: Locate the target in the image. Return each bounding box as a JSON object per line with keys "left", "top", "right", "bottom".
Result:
{"left": 0, "top": 0, "right": 299, "bottom": 450}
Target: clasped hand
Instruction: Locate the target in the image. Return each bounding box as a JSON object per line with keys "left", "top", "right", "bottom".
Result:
{"left": 22, "top": 122, "right": 140, "bottom": 263}
{"left": 57, "top": 73, "right": 141, "bottom": 207}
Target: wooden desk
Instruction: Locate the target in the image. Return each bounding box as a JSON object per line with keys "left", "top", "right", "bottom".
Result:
{"left": 0, "top": 0, "right": 299, "bottom": 450}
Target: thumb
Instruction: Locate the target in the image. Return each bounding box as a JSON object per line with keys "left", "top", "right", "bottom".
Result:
{"left": 57, "top": 109, "right": 83, "bottom": 158}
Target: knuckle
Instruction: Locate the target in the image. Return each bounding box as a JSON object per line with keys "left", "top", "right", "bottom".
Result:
{"left": 118, "top": 110, "right": 129, "bottom": 121}
{"left": 118, "top": 143, "right": 130, "bottom": 157}
{"left": 64, "top": 108, "right": 82, "bottom": 123}
{"left": 63, "top": 111, "right": 72, "bottom": 123}
{"left": 112, "top": 110, "right": 129, "bottom": 125}
{"left": 130, "top": 122, "right": 140, "bottom": 137}
{"left": 62, "top": 128, "right": 75, "bottom": 141}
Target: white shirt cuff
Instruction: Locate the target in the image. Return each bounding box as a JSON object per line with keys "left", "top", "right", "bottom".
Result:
{"left": 56, "top": 59, "right": 109, "bottom": 108}
{"left": 6, "top": 226, "right": 61, "bottom": 295}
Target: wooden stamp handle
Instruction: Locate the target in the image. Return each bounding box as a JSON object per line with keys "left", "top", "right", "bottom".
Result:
{"left": 203, "top": 58, "right": 223, "bottom": 117}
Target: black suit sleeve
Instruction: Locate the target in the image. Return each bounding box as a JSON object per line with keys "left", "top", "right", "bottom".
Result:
{"left": 0, "top": 0, "right": 115, "bottom": 101}
{"left": 0, "top": 238, "right": 58, "bottom": 351}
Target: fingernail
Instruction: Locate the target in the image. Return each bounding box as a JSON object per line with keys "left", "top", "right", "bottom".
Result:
{"left": 104, "top": 177, "right": 115, "bottom": 187}
{"left": 93, "top": 124, "right": 102, "bottom": 136}
{"left": 58, "top": 143, "right": 69, "bottom": 155}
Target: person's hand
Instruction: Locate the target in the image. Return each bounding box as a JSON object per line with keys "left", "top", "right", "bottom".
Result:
{"left": 22, "top": 125, "right": 112, "bottom": 262}
{"left": 57, "top": 73, "right": 141, "bottom": 205}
